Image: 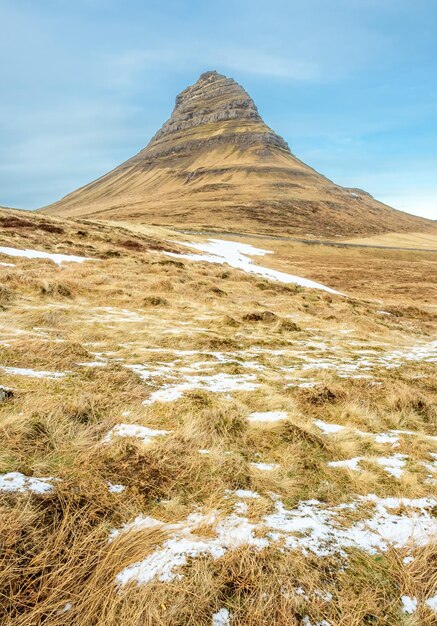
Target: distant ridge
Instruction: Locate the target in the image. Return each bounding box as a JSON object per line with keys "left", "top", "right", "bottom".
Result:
{"left": 41, "top": 71, "right": 431, "bottom": 237}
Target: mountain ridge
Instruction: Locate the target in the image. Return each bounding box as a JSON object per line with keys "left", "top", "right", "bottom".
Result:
{"left": 41, "top": 70, "right": 431, "bottom": 238}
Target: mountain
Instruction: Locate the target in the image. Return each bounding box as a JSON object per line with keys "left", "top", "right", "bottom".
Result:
{"left": 41, "top": 71, "right": 430, "bottom": 237}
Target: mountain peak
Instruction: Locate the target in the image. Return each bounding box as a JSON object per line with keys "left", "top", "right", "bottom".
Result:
{"left": 144, "top": 70, "right": 289, "bottom": 159}
{"left": 198, "top": 69, "right": 222, "bottom": 81}
{"left": 41, "top": 73, "right": 430, "bottom": 238}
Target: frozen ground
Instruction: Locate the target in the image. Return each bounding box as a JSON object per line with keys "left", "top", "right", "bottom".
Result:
{"left": 112, "top": 492, "right": 437, "bottom": 587}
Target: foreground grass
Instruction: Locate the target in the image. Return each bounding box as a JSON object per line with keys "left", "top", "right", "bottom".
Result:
{"left": 0, "top": 208, "right": 437, "bottom": 624}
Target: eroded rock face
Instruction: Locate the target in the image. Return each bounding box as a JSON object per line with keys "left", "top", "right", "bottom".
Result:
{"left": 139, "top": 70, "right": 290, "bottom": 160}
{"left": 162, "top": 71, "right": 262, "bottom": 132}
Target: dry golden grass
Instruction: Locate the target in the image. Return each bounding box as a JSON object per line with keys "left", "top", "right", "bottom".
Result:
{"left": 0, "top": 207, "right": 437, "bottom": 624}
{"left": 345, "top": 224, "right": 437, "bottom": 250}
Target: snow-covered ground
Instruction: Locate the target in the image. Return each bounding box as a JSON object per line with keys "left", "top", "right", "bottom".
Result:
{"left": 102, "top": 423, "right": 171, "bottom": 444}
{"left": 328, "top": 454, "right": 408, "bottom": 478}
{"left": 0, "top": 366, "right": 66, "bottom": 379}
{"left": 111, "top": 491, "right": 437, "bottom": 588}
{"left": 166, "top": 239, "right": 342, "bottom": 294}
{"left": 0, "top": 472, "right": 56, "bottom": 494}
{"left": 248, "top": 411, "right": 288, "bottom": 423}
{"left": 142, "top": 372, "right": 259, "bottom": 404}
{"left": 0, "top": 245, "right": 94, "bottom": 265}
{"left": 117, "top": 337, "right": 437, "bottom": 404}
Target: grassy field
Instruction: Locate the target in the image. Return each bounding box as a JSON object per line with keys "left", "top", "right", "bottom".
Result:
{"left": 345, "top": 225, "right": 437, "bottom": 251}
{"left": 0, "top": 207, "right": 437, "bottom": 625}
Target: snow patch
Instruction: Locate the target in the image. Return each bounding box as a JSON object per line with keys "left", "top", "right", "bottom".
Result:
{"left": 212, "top": 608, "right": 230, "bottom": 625}
{"left": 302, "top": 617, "right": 331, "bottom": 626}
{"left": 248, "top": 411, "right": 288, "bottom": 423}
{"left": 108, "top": 483, "right": 126, "bottom": 494}
{"left": 114, "top": 510, "right": 268, "bottom": 587}
{"left": 328, "top": 457, "right": 363, "bottom": 472}
{"left": 0, "top": 245, "right": 94, "bottom": 265}
{"left": 166, "top": 239, "right": 342, "bottom": 295}
{"left": 251, "top": 462, "right": 279, "bottom": 471}
{"left": 425, "top": 593, "right": 437, "bottom": 613}
{"left": 144, "top": 373, "right": 259, "bottom": 404}
{"left": 0, "top": 366, "right": 66, "bottom": 379}
{"left": 232, "top": 489, "right": 260, "bottom": 499}
{"left": 102, "top": 423, "right": 171, "bottom": 445}
{"left": 314, "top": 420, "right": 345, "bottom": 434}
{"left": 401, "top": 595, "right": 417, "bottom": 614}
{"left": 112, "top": 493, "right": 437, "bottom": 588}
{"left": 374, "top": 454, "right": 407, "bottom": 479}
{"left": 0, "top": 472, "right": 55, "bottom": 494}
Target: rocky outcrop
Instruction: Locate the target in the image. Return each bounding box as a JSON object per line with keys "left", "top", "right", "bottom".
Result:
{"left": 0, "top": 387, "right": 13, "bottom": 404}
{"left": 129, "top": 70, "right": 289, "bottom": 164}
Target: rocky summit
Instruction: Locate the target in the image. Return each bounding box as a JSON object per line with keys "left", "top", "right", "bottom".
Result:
{"left": 141, "top": 70, "right": 290, "bottom": 158}
{"left": 41, "top": 71, "right": 430, "bottom": 238}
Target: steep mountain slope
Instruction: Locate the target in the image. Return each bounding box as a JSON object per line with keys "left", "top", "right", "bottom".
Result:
{"left": 41, "top": 71, "right": 430, "bottom": 237}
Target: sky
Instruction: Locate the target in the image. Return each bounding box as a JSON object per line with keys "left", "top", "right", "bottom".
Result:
{"left": 0, "top": 0, "right": 436, "bottom": 220}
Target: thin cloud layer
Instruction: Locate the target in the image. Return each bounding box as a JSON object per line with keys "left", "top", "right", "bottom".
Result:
{"left": 0, "top": 0, "right": 436, "bottom": 218}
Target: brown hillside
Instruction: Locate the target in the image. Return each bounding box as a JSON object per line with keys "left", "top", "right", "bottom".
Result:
{"left": 41, "top": 71, "right": 430, "bottom": 237}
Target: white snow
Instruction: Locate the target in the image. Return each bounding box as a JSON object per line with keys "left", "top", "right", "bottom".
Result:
{"left": 374, "top": 432, "right": 399, "bottom": 445}
{"left": 212, "top": 608, "right": 230, "bottom": 626}
{"left": 314, "top": 420, "right": 345, "bottom": 434}
{"left": 56, "top": 602, "right": 73, "bottom": 615}
{"left": 0, "top": 472, "right": 55, "bottom": 494}
{"left": 248, "top": 411, "right": 288, "bottom": 423}
{"left": 401, "top": 595, "right": 417, "bottom": 614}
{"left": 114, "top": 510, "right": 268, "bottom": 587}
{"left": 422, "top": 456, "right": 437, "bottom": 474}
{"left": 425, "top": 593, "right": 437, "bottom": 613}
{"left": 77, "top": 361, "right": 107, "bottom": 368}
{"left": 118, "top": 339, "right": 437, "bottom": 405}
{"left": 0, "top": 366, "right": 66, "bottom": 379}
{"left": 108, "top": 483, "right": 126, "bottom": 494}
{"left": 251, "top": 462, "right": 279, "bottom": 471}
{"left": 144, "top": 373, "right": 259, "bottom": 404}
{"left": 328, "top": 454, "right": 412, "bottom": 478}
{"left": 234, "top": 502, "right": 248, "bottom": 515}
{"left": 328, "top": 457, "right": 363, "bottom": 471}
{"left": 102, "top": 423, "right": 171, "bottom": 445}
{"left": 232, "top": 489, "right": 260, "bottom": 499}
{"left": 112, "top": 492, "right": 437, "bottom": 588}
{"left": 0, "top": 246, "right": 94, "bottom": 265}
{"left": 373, "top": 454, "right": 407, "bottom": 479}
{"left": 0, "top": 261, "right": 15, "bottom": 267}
{"left": 265, "top": 494, "right": 437, "bottom": 557}
{"left": 315, "top": 590, "right": 333, "bottom": 603}
{"left": 166, "top": 239, "right": 342, "bottom": 295}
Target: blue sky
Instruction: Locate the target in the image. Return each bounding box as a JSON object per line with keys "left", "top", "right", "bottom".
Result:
{"left": 1, "top": 0, "right": 436, "bottom": 219}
